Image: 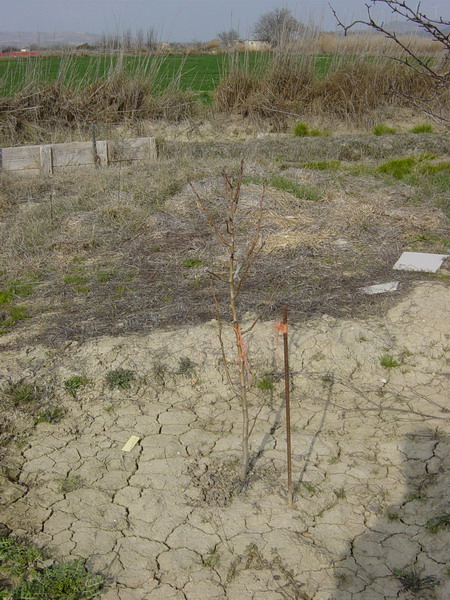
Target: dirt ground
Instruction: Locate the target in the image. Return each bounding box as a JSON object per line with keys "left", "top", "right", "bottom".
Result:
{"left": 0, "top": 133, "right": 449, "bottom": 348}
{"left": 0, "top": 279, "right": 449, "bottom": 600}
{"left": 0, "top": 129, "right": 449, "bottom": 599}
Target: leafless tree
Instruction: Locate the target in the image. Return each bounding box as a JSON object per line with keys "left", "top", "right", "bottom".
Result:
{"left": 122, "top": 29, "right": 133, "bottom": 51}
{"left": 253, "top": 8, "right": 305, "bottom": 46}
{"left": 145, "top": 28, "right": 158, "bottom": 52}
{"left": 101, "top": 33, "right": 122, "bottom": 50}
{"left": 218, "top": 29, "right": 240, "bottom": 47}
{"left": 190, "top": 162, "right": 266, "bottom": 482}
{"left": 135, "top": 29, "right": 145, "bottom": 50}
{"left": 330, "top": 0, "right": 450, "bottom": 123}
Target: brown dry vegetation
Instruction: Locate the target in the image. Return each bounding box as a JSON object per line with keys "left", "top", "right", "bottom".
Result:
{"left": 1, "top": 32, "right": 449, "bottom": 148}
{"left": 0, "top": 135, "right": 448, "bottom": 349}
{"left": 310, "top": 32, "right": 444, "bottom": 55}
{"left": 3, "top": 56, "right": 445, "bottom": 146}
{"left": 0, "top": 76, "right": 198, "bottom": 146}
{"left": 214, "top": 54, "right": 442, "bottom": 124}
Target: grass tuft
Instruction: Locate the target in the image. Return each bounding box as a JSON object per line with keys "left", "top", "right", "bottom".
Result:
{"left": 243, "top": 174, "right": 321, "bottom": 201}
{"left": 309, "top": 128, "right": 329, "bottom": 137}
{"left": 271, "top": 175, "right": 321, "bottom": 201}
{"left": 417, "top": 160, "right": 450, "bottom": 175}
{"left": 294, "top": 122, "right": 309, "bottom": 137}
{"left": 58, "top": 475, "right": 84, "bottom": 494}
{"left": 393, "top": 569, "right": 438, "bottom": 592}
{"left": 182, "top": 258, "right": 204, "bottom": 268}
{"left": 178, "top": 357, "right": 197, "bottom": 377}
{"left": 379, "top": 354, "right": 401, "bottom": 368}
{"left": 293, "top": 123, "right": 328, "bottom": 137}
{"left": 214, "top": 68, "right": 260, "bottom": 113}
{"left": 378, "top": 156, "right": 417, "bottom": 179}
{"left": 106, "top": 368, "right": 135, "bottom": 390}
{"left": 0, "top": 280, "right": 33, "bottom": 305}
{"left": 334, "top": 487, "right": 346, "bottom": 499}
{"left": 35, "top": 406, "right": 66, "bottom": 424}
{"left": 426, "top": 514, "right": 450, "bottom": 534}
{"left": 410, "top": 123, "right": 433, "bottom": 133}
{"left": 256, "top": 376, "right": 274, "bottom": 391}
{"left": 1, "top": 307, "right": 30, "bottom": 334}
{"left": 64, "top": 376, "right": 89, "bottom": 398}
{"left": 0, "top": 290, "right": 14, "bottom": 305}
{"left": 3, "top": 381, "right": 42, "bottom": 406}
{"left": 373, "top": 124, "right": 396, "bottom": 135}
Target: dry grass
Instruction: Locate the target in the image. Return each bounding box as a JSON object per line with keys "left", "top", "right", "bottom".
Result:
{"left": 312, "top": 61, "right": 431, "bottom": 118}
{"left": 312, "top": 32, "right": 444, "bottom": 57}
{"left": 0, "top": 60, "right": 199, "bottom": 146}
{"left": 245, "top": 53, "right": 315, "bottom": 122}
{"left": 0, "top": 136, "right": 448, "bottom": 347}
{"left": 215, "top": 50, "right": 443, "bottom": 123}
{"left": 1, "top": 32, "right": 448, "bottom": 147}
{"left": 214, "top": 70, "right": 259, "bottom": 114}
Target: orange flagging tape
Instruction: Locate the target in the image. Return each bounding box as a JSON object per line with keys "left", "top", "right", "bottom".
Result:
{"left": 274, "top": 320, "right": 288, "bottom": 351}
{"left": 276, "top": 321, "right": 288, "bottom": 334}
{"left": 233, "top": 323, "right": 250, "bottom": 371}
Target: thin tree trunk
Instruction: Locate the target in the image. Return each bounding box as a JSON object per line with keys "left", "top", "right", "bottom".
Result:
{"left": 282, "top": 304, "right": 293, "bottom": 505}
{"left": 229, "top": 218, "right": 249, "bottom": 481}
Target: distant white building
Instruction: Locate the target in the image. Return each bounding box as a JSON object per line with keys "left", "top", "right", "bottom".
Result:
{"left": 242, "top": 40, "right": 271, "bottom": 51}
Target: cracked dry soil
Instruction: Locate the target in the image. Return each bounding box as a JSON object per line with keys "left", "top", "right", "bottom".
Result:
{"left": 0, "top": 281, "right": 449, "bottom": 600}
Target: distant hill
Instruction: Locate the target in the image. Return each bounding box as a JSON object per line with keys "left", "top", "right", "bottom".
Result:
{"left": 0, "top": 31, "right": 103, "bottom": 48}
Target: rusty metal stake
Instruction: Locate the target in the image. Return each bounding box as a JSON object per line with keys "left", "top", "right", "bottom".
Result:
{"left": 282, "top": 304, "right": 293, "bottom": 505}
{"left": 49, "top": 192, "right": 54, "bottom": 225}
{"left": 92, "top": 122, "right": 100, "bottom": 167}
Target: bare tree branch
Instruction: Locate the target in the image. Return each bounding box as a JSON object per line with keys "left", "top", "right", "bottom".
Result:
{"left": 330, "top": 0, "right": 450, "bottom": 123}
{"left": 189, "top": 180, "right": 230, "bottom": 247}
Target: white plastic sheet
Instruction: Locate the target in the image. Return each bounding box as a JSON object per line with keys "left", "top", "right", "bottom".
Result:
{"left": 360, "top": 282, "right": 399, "bottom": 295}
{"left": 393, "top": 252, "right": 448, "bottom": 273}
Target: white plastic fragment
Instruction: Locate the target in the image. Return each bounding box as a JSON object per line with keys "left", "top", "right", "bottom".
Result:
{"left": 121, "top": 435, "right": 140, "bottom": 452}
{"left": 360, "top": 281, "right": 399, "bottom": 295}
{"left": 393, "top": 252, "right": 448, "bottom": 273}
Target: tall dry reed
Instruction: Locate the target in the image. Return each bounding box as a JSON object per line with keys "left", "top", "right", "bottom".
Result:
{"left": 214, "top": 40, "right": 448, "bottom": 121}
{"left": 0, "top": 50, "right": 199, "bottom": 145}
{"left": 1, "top": 30, "right": 448, "bottom": 146}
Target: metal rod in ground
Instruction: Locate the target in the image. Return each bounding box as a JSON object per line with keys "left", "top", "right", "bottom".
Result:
{"left": 92, "top": 123, "right": 99, "bottom": 167}
{"left": 49, "top": 192, "right": 54, "bottom": 224}
{"left": 282, "top": 304, "right": 293, "bottom": 505}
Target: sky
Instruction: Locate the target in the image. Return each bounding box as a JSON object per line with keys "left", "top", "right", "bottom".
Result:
{"left": 0, "top": 0, "right": 449, "bottom": 42}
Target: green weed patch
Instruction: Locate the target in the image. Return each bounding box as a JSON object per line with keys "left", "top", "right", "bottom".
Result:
{"left": 0, "top": 537, "right": 104, "bottom": 600}
{"left": 243, "top": 174, "right": 321, "bottom": 202}
{"left": 373, "top": 124, "right": 396, "bottom": 135}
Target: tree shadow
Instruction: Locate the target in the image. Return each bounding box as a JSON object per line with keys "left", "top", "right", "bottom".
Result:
{"left": 332, "top": 427, "right": 449, "bottom": 600}
{"left": 295, "top": 375, "right": 334, "bottom": 489}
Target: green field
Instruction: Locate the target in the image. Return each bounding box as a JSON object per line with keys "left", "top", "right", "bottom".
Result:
{"left": 0, "top": 53, "right": 341, "bottom": 98}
